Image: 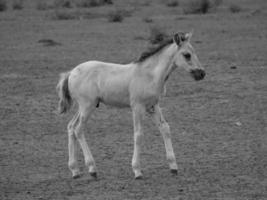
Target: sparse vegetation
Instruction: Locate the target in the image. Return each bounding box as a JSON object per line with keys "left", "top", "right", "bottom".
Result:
{"left": 51, "top": 9, "right": 77, "bottom": 20}
{"left": 0, "top": 0, "right": 7, "bottom": 12}
{"left": 36, "top": 0, "right": 113, "bottom": 11}
{"left": 149, "top": 26, "right": 168, "bottom": 44}
{"left": 182, "top": 0, "right": 211, "bottom": 14}
{"left": 54, "top": 0, "right": 73, "bottom": 9}
{"left": 38, "top": 39, "right": 62, "bottom": 47}
{"left": 134, "top": 35, "right": 146, "bottom": 41}
{"left": 229, "top": 4, "right": 242, "bottom": 13}
{"left": 108, "top": 10, "right": 123, "bottom": 22}
{"left": 141, "top": 1, "right": 151, "bottom": 6}
{"left": 143, "top": 17, "right": 153, "bottom": 23}
{"left": 76, "top": 0, "right": 99, "bottom": 7}
{"left": 102, "top": 0, "right": 113, "bottom": 4}
{"left": 166, "top": 0, "right": 179, "bottom": 7}
{"left": 50, "top": 9, "right": 102, "bottom": 20}
{"left": 12, "top": 0, "right": 24, "bottom": 10}
{"left": 182, "top": 0, "right": 222, "bottom": 14}
{"left": 76, "top": 0, "right": 113, "bottom": 8}
{"left": 36, "top": 1, "right": 53, "bottom": 10}
{"left": 214, "top": 0, "right": 223, "bottom": 7}
{"left": 107, "top": 9, "right": 132, "bottom": 22}
{"left": 1, "top": 0, "right": 266, "bottom": 199}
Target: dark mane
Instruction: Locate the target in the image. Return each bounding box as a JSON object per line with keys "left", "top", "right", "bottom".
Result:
{"left": 136, "top": 38, "right": 173, "bottom": 63}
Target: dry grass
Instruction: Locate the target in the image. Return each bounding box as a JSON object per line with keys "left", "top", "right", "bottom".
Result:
{"left": 107, "top": 9, "right": 124, "bottom": 22}
{"left": 214, "top": 0, "right": 223, "bottom": 7}
{"left": 37, "top": 0, "right": 73, "bottom": 10}
{"left": 182, "top": 0, "right": 211, "bottom": 14}
{"left": 140, "top": 1, "right": 151, "bottom": 6}
{"left": 52, "top": 10, "right": 76, "bottom": 20}
{"left": 38, "top": 39, "right": 62, "bottom": 47}
{"left": 54, "top": 0, "right": 73, "bottom": 8}
{"left": 149, "top": 26, "right": 168, "bottom": 44}
{"left": 76, "top": 0, "right": 113, "bottom": 8}
{"left": 76, "top": 0, "right": 100, "bottom": 7}
{"left": 36, "top": 1, "right": 51, "bottom": 10}
{"left": 12, "top": 0, "right": 24, "bottom": 10}
{"left": 36, "top": 0, "right": 113, "bottom": 10}
{"left": 166, "top": 0, "right": 179, "bottom": 7}
{"left": 0, "top": 0, "right": 7, "bottom": 11}
{"left": 0, "top": 0, "right": 266, "bottom": 199}
{"left": 50, "top": 9, "right": 102, "bottom": 20}
{"left": 143, "top": 17, "right": 153, "bottom": 23}
{"left": 182, "top": 0, "right": 222, "bottom": 14}
{"left": 229, "top": 4, "right": 242, "bottom": 13}
{"left": 107, "top": 9, "right": 132, "bottom": 23}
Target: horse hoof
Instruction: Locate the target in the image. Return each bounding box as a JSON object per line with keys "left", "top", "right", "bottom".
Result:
{"left": 90, "top": 172, "right": 97, "bottom": 179}
{"left": 170, "top": 169, "right": 178, "bottom": 175}
{"left": 135, "top": 175, "right": 143, "bottom": 180}
{"left": 72, "top": 173, "right": 82, "bottom": 179}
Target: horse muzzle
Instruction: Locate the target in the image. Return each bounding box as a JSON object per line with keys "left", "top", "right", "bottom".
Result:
{"left": 190, "top": 69, "right": 205, "bottom": 81}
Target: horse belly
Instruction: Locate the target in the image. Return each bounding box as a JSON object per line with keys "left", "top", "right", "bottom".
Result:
{"left": 102, "top": 96, "right": 130, "bottom": 108}
{"left": 100, "top": 78, "right": 131, "bottom": 108}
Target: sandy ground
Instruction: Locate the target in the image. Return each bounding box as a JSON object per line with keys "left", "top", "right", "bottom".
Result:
{"left": 0, "top": 0, "right": 267, "bottom": 199}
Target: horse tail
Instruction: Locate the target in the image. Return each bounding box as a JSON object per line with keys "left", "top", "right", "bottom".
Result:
{"left": 56, "top": 72, "right": 72, "bottom": 114}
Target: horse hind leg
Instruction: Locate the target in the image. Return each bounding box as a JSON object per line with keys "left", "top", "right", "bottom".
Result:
{"left": 74, "top": 102, "right": 97, "bottom": 178}
{"left": 67, "top": 112, "right": 81, "bottom": 178}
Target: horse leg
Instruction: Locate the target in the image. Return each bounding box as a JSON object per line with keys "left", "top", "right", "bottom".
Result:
{"left": 67, "top": 112, "right": 81, "bottom": 178}
{"left": 151, "top": 104, "right": 178, "bottom": 174}
{"left": 131, "top": 104, "right": 145, "bottom": 179}
{"left": 74, "top": 103, "right": 97, "bottom": 178}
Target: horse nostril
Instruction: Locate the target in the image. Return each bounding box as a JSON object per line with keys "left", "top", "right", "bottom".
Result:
{"left": 201, "top": 70, "right": 206, "bottom": 78}
{"left": 190, "top": 69, "right": 205, "bottom": 81}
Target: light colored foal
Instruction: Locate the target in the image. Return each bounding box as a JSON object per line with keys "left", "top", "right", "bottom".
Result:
{"left": 57, "top": 32, "right": 205, "bottom": 179}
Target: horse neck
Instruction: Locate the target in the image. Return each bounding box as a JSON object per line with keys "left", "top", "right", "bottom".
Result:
{"left": 151, "top": 44, "right": 177, "bottom": 87}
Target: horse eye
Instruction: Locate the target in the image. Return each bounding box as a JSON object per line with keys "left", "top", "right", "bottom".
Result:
{"left": 183, "top": 53, "right": 191, "bottom": 61}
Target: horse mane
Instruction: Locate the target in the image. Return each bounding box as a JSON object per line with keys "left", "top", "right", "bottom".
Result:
{"left": 136, "top": 38, "right": 173, "bottom": 63}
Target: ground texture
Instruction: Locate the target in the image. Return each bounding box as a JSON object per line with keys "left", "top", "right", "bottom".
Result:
{"left": 0, "top": 0, "right": 267, "bottom": 199}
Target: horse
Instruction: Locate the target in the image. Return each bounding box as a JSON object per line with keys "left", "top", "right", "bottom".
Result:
{"left": 56, "top": 32, "right": 205, "bottom": 179}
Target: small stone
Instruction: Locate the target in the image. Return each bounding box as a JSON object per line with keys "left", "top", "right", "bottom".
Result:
{"left": 230, "top": 65, "right": 237, "bottom": 69}
{"left": 181, "top": 131, "right": 187, "bottom": 135}
{"left": 235, "top": 121, "right": 242, "bottom": 126}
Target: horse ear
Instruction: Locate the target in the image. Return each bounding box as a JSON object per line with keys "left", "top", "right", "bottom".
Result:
{"left": 173, "top": 33, "right": 181, "bottom": 46}
{"left": 174, "top": 32, "right": 189, "bottom": 46}
{"left": 185, "top": 32, "right": 193, "bottom": 42}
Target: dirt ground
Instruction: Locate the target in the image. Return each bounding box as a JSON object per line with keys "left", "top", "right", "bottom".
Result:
{"left": 0, "top": 0, "right": 267, "bottom": 199}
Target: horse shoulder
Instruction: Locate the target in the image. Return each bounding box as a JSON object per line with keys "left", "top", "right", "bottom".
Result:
{"left": 130, "top": 69, "right": 160, "bottom": 107}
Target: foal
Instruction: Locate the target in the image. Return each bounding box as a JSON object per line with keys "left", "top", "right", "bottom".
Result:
{"left": 57, "top": 32, "right": 205, "bottom": 179}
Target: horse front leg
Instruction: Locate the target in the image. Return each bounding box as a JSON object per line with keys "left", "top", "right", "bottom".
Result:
{"left": 152, "top": 104, "right": 178, "bottom": 174}
{"left": 131, "top": 104, "right": 145, "bottom": 179}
